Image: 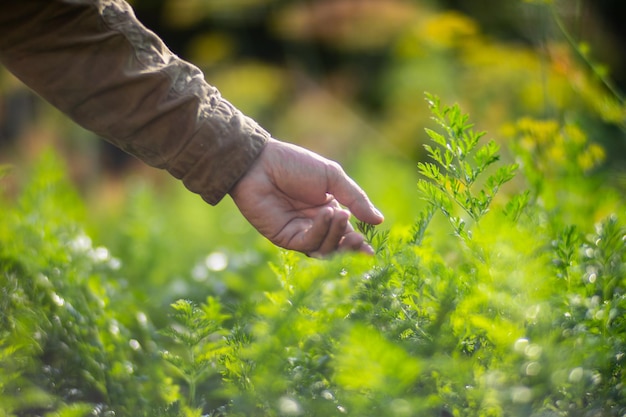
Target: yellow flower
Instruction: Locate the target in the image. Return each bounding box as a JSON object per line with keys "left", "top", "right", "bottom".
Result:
{"left": 420, "top": 11, "right": 478, "bottom": 49}
{"left": 563, "top": 124, "right": 587, "bottom": 147}
{"left": 578, "top": 143, "right": 606, "bottom": 172}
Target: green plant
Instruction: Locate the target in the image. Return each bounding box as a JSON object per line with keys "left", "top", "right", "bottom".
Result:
{"left": 195, "top": 94, "right": 625, "bottom": 417}
{"left": 0, "top": 152, "right": 175, "bottom": 416}
{"left": 416, "top": 93, "right": 518, "bottom": 241}
{"left": 355, "top": 220, "right": 389, "bottom": 255}
{"left": 160, "top": 298, "right": 230, "bottom": 411}
{"left": 4, "top": 86, "right": 625, "bottom": 416}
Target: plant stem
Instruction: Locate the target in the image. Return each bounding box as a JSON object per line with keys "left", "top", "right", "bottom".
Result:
{"left": 189, "top": 377, "right": 197, "bottom": 408}
{"left": 189, "top": 349, "right": 197, "bottom": 406}
{"left": 549, "top": 3, "right": 625, "bottom": 104}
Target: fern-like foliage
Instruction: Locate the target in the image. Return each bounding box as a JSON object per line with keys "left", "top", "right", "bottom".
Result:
{"left": 160, "top": 298, "right": 229, "bottom": 409}
{"left": 415, "top": 93, "right": 518, "bottom": 240}
{"left": 356, "top": 220, "right": 389, "bottom": 255}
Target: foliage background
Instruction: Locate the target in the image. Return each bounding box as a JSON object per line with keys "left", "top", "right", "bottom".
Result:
{"left": 1, "top": 0, "right": 626, "bottom": 416}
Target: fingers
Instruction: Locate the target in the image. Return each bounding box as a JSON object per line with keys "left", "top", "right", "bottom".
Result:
{"left": 303, "top": 207, "right": 349, "bottom": 258}
{"left": 305, "top": 209, "right": 377, "bottom": 258}
{"left": 338, "top": 230, "right": 374, "bottom": 255}
{"left": 325, "top": 162, "right": 384, "bottom": 226}
{"left": 286, "top": 206, "right": 366, "bottom": 258}
{"left": 313, "top": 208, "right": 351, "bottom": 256}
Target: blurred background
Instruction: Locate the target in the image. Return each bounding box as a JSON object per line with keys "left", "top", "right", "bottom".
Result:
{"left": 0, "top": 0, "right": 625, "bottom": 267}
{"left": 2, "top": 0, "right": 625, "bottom": 183}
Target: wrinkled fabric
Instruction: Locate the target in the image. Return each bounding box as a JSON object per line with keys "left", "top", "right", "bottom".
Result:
{"left": 0, "top": 0, "right": 269, "bottom": 204}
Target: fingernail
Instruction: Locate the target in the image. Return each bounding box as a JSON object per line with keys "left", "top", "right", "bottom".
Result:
{"left": 362, "top": 244, "right": 375, "bottom": 256}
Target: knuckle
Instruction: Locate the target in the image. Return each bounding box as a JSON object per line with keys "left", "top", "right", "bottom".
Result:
{"left": 326, "top": 160, "right": 344, "bottom": 178}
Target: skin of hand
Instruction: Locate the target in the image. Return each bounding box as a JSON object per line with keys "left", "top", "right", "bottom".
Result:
{"left": 229, "top": 138, "right": 384, "bottom": 257}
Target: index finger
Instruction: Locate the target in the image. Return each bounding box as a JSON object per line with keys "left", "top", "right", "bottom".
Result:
{"left": 326, "top": 162, "right": 384, "bottom": 225}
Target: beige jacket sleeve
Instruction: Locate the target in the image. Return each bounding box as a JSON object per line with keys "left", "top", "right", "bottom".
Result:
{"left": 0, "top": 0, "right": 270, "bottom": 205}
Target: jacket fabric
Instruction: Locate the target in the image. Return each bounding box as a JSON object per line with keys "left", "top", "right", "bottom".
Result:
{"left": 0, "top": 0, "right": 270, "bottom": 205}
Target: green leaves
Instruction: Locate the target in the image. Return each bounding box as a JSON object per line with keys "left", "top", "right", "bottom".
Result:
{"left": 355, "top": 220, "right": 389, "bottom": 255}
{"left": 1, "top": 88, "right": 625, "bottom": 416}
{"left": 161, "top": 298, "right": 228, "bottom": 348}
{"left": 416, "top": 93, "right": 518, "bottom": 240}
{"left": 160, "top": 298, "right": 229, "bottom": 409}
{"left": 0, "top": 152, "right": 171, "bottom": 416}
{"left": 334, "top": 325, "right": 422, "bottom": 393}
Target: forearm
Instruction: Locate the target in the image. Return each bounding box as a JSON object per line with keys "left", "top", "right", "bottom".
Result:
{"left": 0, "top": 0, "right": 269, "bottom": 204}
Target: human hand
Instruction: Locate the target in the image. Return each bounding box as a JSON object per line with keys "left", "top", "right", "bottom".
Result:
{"left": 229, "top": 139, "right": 384, "bottom": 257}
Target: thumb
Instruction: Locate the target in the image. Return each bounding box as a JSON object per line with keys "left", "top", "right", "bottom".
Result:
{"left": 326, "top": 163, "right": 384, "bottom": 225}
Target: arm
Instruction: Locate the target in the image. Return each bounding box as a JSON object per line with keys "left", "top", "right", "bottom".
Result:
{"left": 0, "top": 0, "right": 267, "bottom": 204}
{"left": 0, "top": 0, "right": 383, "bottom": 256}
